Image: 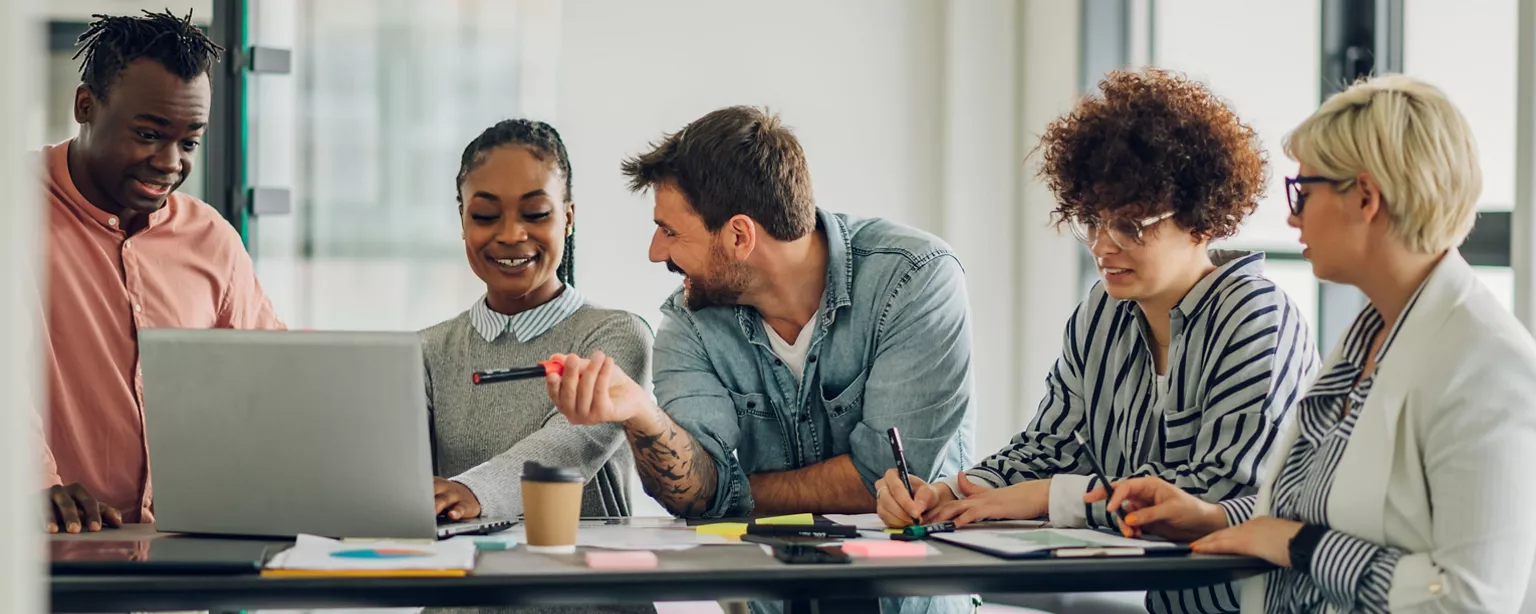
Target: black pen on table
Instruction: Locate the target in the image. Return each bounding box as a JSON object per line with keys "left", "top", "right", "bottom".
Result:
{"left": 1072, "top": 431, "right": 1129, "bottom": 527}
{"left": 887, "top": 427, "right": 921, "bottom": 523}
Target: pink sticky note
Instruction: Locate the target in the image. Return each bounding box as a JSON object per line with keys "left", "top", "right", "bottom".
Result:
{"left": 585, "top": 551, "right": 660, "bottom": 570}
{"left": 841, "top": 540, "right": 931, "bottom": 558}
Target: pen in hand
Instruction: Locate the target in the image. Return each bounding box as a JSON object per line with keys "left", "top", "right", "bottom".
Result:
{"left": 1073, "top": 431, "right": 1130, "bottom": 531}
{"left": 887, "top": 427, "right": 918, "bottom": 521}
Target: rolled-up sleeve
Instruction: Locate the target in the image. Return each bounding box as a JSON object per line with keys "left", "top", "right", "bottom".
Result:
{"left": 653, "top": 306, "right": 752, "bottom": 518}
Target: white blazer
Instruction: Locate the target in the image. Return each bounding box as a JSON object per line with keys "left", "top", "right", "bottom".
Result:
{"left": 1240, "top": 251, "right": 1536, "bottom": 613}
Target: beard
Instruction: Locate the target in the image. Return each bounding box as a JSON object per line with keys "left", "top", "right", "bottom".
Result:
{"left": 670, "top": 242, "right": 752, "bottom": 311}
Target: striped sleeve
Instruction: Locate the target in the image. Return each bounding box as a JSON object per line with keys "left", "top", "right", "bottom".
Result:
{"left": 1109, "top": 281, "right": 1313, "bottom": 519}
{"left": 1217, "top": 495, "right": 1256, "bottom": 527}
{"left": 1308, "top": 530, "right": 1407, "bottom": 613}
{"left": 962, "top": 297, "right": 1096, "bottom": 489}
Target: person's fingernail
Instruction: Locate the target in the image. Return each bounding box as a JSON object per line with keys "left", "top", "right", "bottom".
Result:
{"left": 1125, "top": 514, "right": 1138, "bottom": 525}
{"left": 68, "top": 523, "right": 80, "bottom": 533}
{"left": 89, "top": 522, "right": 101, "bottom": 531}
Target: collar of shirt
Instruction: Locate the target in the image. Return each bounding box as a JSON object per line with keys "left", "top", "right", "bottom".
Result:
{"left": 48, "top": 140, "right": 172, "bottom": 233}
{"left": 469, "top": 285, "right": 585, "bottom": 343}
{"left": 733, "top": 208, "right": 848, "bottom": 348}
{"left": 1310, "top": 275, "right": 1430, "bottom": 397}
{"left": 1119, "top": 249, "right": 1267, "bottom": 331}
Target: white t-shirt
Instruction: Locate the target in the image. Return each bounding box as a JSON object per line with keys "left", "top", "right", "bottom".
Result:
{"left": 764, "top": 315, "right": 817, "bottom": 385}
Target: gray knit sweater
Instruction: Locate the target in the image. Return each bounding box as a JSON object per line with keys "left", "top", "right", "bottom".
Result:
{"left": 422, "top": 302, "right": 651, "bottom": 520}
{"left": 420, "top": 302, "right": 656, "bottom": 614}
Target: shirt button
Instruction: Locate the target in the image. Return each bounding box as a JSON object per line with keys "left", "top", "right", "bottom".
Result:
{"left": 1428, "top": 583, "right": 1443, "bottom": 595}
{"left": 124, "top": 240, "right": 132, "bottom": 249}
{"left": 108, "top": 217, "right": 118, "bottom": 227}
{"left": 808, "top": 356, "right": 817, "bottom": 363}
{"left": 134, "top": 303, "right": 143, "bottom": 313}
{"left": 746, "top": 401, "right": 757, "bottom": 410}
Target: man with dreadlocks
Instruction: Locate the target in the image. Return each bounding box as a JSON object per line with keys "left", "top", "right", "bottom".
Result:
{"left": 36, "top": 10, "right": 282, "bottom": 534}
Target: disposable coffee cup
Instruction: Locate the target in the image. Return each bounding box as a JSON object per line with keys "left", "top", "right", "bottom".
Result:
{"left": 521, "top": 461, "right": 584, "bottom": 554}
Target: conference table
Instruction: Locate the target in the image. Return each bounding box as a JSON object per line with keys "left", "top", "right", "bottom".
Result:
{"left": 50, "top": 523, "right": 1271, "bottom": 613}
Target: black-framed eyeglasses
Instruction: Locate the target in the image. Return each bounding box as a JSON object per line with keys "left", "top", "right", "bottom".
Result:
{"left": 1284, "top": 175, "right": 1336, "bottom": 217}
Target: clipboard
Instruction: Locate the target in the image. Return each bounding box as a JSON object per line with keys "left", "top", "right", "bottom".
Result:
{"left": 933, "top": 528, "right": 1191, "bottom": 560}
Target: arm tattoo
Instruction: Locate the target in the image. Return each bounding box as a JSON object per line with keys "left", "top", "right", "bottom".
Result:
{"left": 624, "top": 407, "right": 719, "bottom": 517}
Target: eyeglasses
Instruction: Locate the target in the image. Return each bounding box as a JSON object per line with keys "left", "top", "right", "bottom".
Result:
{"left": 1067, "top": 211, "right": 1175, "bottom": 250}
{"left": 1285, "top": 175, "right": 1340, "bottom": 217}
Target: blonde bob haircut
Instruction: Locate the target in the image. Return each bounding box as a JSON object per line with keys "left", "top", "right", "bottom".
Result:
{"left": 1283, "top": 74, "right": 1482, "bottom": 253}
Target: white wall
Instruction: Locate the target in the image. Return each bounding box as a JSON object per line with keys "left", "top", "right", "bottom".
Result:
{"left": 3, "top": 0, "right": 44, "bottom": 611}
{"left": 559, "top": 0, "right": 945, "bottom": 330}
{"left": 559, "top": 0, "right": 1083, "bottom": 517}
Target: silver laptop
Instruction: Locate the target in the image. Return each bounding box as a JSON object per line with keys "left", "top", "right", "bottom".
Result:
{"left": 139, "top": 329, "right": 513, "bottom": 540}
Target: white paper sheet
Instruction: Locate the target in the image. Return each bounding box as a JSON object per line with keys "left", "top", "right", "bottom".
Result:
{"left": 267, "top": 534, "right": 476, "bottom": 571}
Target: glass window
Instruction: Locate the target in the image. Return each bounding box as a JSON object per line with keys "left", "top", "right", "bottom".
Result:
{"left": 247, "top": 0, "right": 560, "bottom": 331}
{"left": 1404, "top": 0, "right": 1517, "bottom": 211}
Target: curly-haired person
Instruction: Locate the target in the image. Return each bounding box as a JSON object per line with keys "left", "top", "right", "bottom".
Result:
{"left": 874, "top": 69, "right": 1321, "bottom": 613}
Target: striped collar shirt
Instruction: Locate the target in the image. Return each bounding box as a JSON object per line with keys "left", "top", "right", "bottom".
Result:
{"left": 468, "top": 286, "right": 586, "bottom": 344}
{"left": 954, "top": 250, "right": 1318, "bottom": 614}
{"left": 1252, "top": 285, "right": 1424, "bottom": 614}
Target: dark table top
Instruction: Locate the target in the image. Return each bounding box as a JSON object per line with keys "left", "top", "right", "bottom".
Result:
{"left": 50, "top": 523, "right": 1272, "bottom": 612}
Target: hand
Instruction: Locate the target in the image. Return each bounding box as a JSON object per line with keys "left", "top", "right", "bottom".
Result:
{"left": 433, "top": 478, "right": 482, "bottom": 520}
{"left": 43, "top": 483, "right": 122, "bottom": 534}
{"left": 924, "top": 474, "right": 1047, "bottom": 528}
{"left": 1190, "top": 516, "right": 1304, "bottom": 568}
{"left": 875, "top": 469, "right": 953, "bottom": 528}
{"left": 1085, "top": 476, "right": 1226, "bottom": 541}
{"left": 545, "top": 352, "right": 652, "bottom": 427}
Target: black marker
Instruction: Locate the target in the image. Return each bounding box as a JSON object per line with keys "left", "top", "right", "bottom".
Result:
{"left": 747, "top": 524, "right": 860, "bottom": 539}
{"left": 887, "top": 427, "right": 914, "bottom": 498}
{"left": 472, "top": 359, "right": 565, "bottom": 385}
{"left": 1073, "top": 431, "right": 1128, "bottom": 524}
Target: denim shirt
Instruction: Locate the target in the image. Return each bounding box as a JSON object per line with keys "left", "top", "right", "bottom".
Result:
{"left": 652, "top": 208, "right": 977, "bottom": 519}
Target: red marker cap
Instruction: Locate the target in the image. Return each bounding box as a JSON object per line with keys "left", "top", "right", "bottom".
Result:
{"left": 540, "top": 358, "right": 566, "bottom": 377}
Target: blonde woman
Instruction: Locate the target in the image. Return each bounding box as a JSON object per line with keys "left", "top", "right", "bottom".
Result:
{"left": 1093, "top": 75, "right": 1536, "bottom": 613}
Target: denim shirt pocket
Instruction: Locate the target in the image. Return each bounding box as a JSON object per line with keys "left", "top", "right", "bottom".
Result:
{"left": 728, "top": 389, "right": 775, "bottom": 420}
{"left": 820, "top": 369, "right": 870, "bottom": 418}
{"left": 729, "top": 389, "right": 791, "bottom": 471}
{"left": 821, "top": 369, "right": 870, "bottom": 455}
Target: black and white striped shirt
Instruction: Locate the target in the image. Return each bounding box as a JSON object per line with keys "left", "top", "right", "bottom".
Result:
{"left": 949, "top": 250, "right": 1318, "bottom": 612}
{"left": 1216, "top": 290, "right": 1422, "bottom": 614}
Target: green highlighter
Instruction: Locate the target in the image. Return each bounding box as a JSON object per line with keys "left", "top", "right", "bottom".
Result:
{"left": 900, "top": 521, "right": 956, "bottom": 539}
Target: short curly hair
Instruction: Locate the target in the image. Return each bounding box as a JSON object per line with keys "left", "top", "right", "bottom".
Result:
{"left": 1035, "top": 68, "right": 1267, "bottom": 242}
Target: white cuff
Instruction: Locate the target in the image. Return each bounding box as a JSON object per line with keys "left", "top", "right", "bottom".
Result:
{"left": 1047, "top": 474, "right": 1093, "bottom": 528}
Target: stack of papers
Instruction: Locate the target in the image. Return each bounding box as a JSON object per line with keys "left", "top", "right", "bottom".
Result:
{"left": 264, "top": 534, "right": 477, "bottom": 577}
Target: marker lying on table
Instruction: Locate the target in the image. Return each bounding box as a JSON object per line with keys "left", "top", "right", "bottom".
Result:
{"left": 472, "top": 358, "right": 566, "bottom": 385}
{"left": 900, "top": 521, "right": 955, "bottom": 539}
{"left": 746, "top": 524, "right": 861, "bottom": 539}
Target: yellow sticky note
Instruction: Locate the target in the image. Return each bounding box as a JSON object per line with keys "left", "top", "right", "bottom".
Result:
{"left": 696, "top": 522, "right": 748, "bottom": 540}
{"left": 755, "top": 513, "right": 815, "bottom": 526}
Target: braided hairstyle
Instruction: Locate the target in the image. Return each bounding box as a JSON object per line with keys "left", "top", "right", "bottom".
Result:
{"left": 456, "top": 120, "right": 576, "bottom": 286}
{"left": 74, "top": 9, "right": 223, "bottom": 100}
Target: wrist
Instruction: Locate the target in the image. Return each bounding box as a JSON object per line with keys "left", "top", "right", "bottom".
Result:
{"left": 1202, "top": 501, "right": 1229, "bottom": 533}
{"left": 1287, "top": 523, "right": 1327, "bottom": 572}
{"left": 622, "top": 402, "right": 667, "bottom": 432}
